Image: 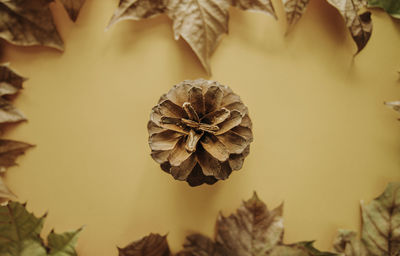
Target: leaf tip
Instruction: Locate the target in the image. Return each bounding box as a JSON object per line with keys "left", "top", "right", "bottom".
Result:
{"left": 106, "top": 14, "right": 120, "bottom": 31}
{"left": 251, "top": 191, "right": 259, "bottom": 200}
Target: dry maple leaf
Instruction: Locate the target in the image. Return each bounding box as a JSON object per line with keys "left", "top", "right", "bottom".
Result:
{"left": 0, "top": 139, "right": 33, "bottom": 172}
{"left": 59, "top": 0, "right": 86, "bottom": 21}
{"left": 0, "top": 64, "right": 33, "bottom": 203}
{"left": 119, "top": 193, "right": 336, "bottom": 256}
{"left": 0, "top": 131, "right": 33, "bottom": 204}
{"left": 0, "top": 97, "right": 25, "bottom": 124}
{"left": 118, "top": 233, "right": 170, "bottom": 256}
{"left": 283, "top": 0, "right": 372, "bottom": 54}
{"left": 333, "top": 182, "right": 400, "bottom": 256}
{"left": 385, "top": 100, "right": 400, "bottom": 113}
{"left": 148, "top": 79, "right": 253, "bottom": 186}
{"left": 0, "top": 0, "right": 63, "bottom": 50}
{"left": 326, "top": 0, "right": 372, "bottom": 54}
{"left": 0, "top": 64, "right": 25, "bottom": 96}
{"left": 385, "top": 100, "right": 400, "bottom": 121}
{"left": 108, "top": 0, "right": 276, "bottom": 74}
{"left": 0, "top": 176, "right": 15, "bottom": 203}
{"left": 0, "top": 201, "right": 82, "bottom": 256}
{"left": 0, "top": 64, "right": 27, "bottom": 124}
{"left": 283, "top": 0, "right": 310, "bottom": 31}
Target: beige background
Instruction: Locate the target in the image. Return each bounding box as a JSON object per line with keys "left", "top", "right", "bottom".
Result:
{"left": 2, "top": 0, "right": 400, "bottom": 255}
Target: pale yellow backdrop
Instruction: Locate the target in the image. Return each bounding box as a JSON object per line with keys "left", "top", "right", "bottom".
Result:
{"left": 2, "top": 0, "right": 400, "bottom": 255}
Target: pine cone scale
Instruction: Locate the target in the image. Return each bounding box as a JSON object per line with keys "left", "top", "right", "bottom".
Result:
{"left": 224, "top": 102, "right": 248, "bottom": 115}
{"left": 196, "top": 149, "right": 222, "bottom": 178}
{"left": 149, "top": 130, "right": 183, "bottom": 151}
{"left": 148, "top": 121, "right": 165, "bottom": 136}
{"left": 231, "top": 126, "right": 253, "bottom": 141}
{"left": 182, "top": 102, "right": 200, "bottom": 121}
{"left": 229, "top": 146, "right": 250, "bottom": 171}
{"left": 151, "top": 150, "right": 171, "bottom": 164}
{"left": 185, "top": 130, "right": 203, "bottom": 152}
{"left": 241, "top": 114, "right": 252, "bottom": 128}
{"left": 214, "top": 110, "right": 243, "bottom": 135}
{"left": 200, "top": 134, "right": 229, "bottom": 162}
{"left": 159, "top": 117, "right": 189, "bottom": 134}
{"left": 166, "top": 83, "right": 192, "bottom": 107}
{"left": 188, "top": 86, "right": 205, "bottom": 116}
{"left": 217, "top": 131, "right": 248, "bottom": 154}
{"left": 158, "top": 99, "right": 186, "bottom": 118}
{"left": 201, "top": 108, "right": 230, "bottom": 125}
{"left": 168, "top": 137, "right": 192, "bottom": 166}
{"left": 170, "top": 154, "right": 196, "bottom": 180}
{"left": 204, "top": 86, "right": 223, "bottom": 113}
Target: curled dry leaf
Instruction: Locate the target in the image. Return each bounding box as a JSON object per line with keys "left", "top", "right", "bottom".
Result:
{"left": 0, "top": 97, "right": 26, "bottom": 124}
{"left": 326, "top": 0, "right": 372, "bottom": 54}
{"left": 108, "top": 0, "right": 276, "bottom": 74}
{"left": 333, "top": 182, "right": 400, "bottom": 256}
{"left": 385, "top": 101, "right": 400, "bottom": 120}
{"left": 0, "top": 0, "right": 63, "bottom": 50}
{"left": 0, "top": 139, "right": 33, "bottom": 172}
{"left": 385, "top": 101, "right": 400, "bottom": 110}
{"left": 368, "top": 0, "right": 400, "bottom": 19}
{"left": 118, "top": 233, "right": 170, "bottom": 256}
{"left": 0, "top": 139, "right": 32, "bottom": 206}
{"left": 0, "top": 65, "right": 33, "bottom": 203}
{"left": 148, "top": 79, "right": 253, "bottom": 186}
{"left": 59, "top": 0, "right": 86, "bottom": 21}
{"left": 283, "top": 0, "right": 310, "bottom": 31}
{"left": 0, "top": 176, "right": 15, "bottom": 203}
{"left": 0, "top": 64, "right": 25, "bottom": 96}
{"left": 0, "top": 64, "right": 27, "bottom": 124}
{"left": 0, "top": 201, "right": 82, "bottom": 256}
{"left": 47, "top": 228, "right": 83, "bottom": 256}
{"left": 120, "top": 193, "right": 335, "bottom": 256}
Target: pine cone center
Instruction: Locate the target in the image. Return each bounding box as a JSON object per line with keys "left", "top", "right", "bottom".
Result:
{"left": 161, "top": 102, "right": 220, "bottom": 153}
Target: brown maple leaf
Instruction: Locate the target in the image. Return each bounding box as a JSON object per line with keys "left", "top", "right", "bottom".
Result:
{"left": 59, "top": 0, "right": 86, "bottom": 21}
{"left": 0, "top": 64, "right": 33, "bottom": 203}
{"left": 118, "top": 233, "right": 170, "bottom": 256}
{"left": 326, "top": 0, "right": 372, "bottom": 54}
{"left": 0, "top": 139, "right": 33, "bottom": 172}
{"left": 334, "top": 183, "right": 400, "bottom": 256}
{"left": 0, "top": 176, "right": 15, "bottom": 203}
{"left": 283, "top": 0, "right": 372, "bottom": 54}
{"left": 283, "top": 0, "right": 310, "bottom": 32}
{"left": 0, "top": 0, "right": 63, "bottom": 50}
{"left": 119, "top": 193, "right": 336, "bottom": 256}
{"left": 0, "top": 64, "right": 27, "bottom": 124}
{"left": 0, "top": 139, "right": 33, "bottom": 203}
{"left": 108, "top": 0, "right": 276, "bottom": 74}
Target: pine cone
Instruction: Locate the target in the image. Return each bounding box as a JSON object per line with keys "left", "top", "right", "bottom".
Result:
{"left": 148, "top": 79, "right": 253, "bottom": 186}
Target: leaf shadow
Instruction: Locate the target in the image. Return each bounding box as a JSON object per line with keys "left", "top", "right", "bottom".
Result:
{"left": 120, "top": 155, "right": 224, "bottom": 250}
{"left": 105, "top": 15, "right": 168, "bottom": 51}
{"left": 104, "top": 15, "right": 207, "bottom": 78}
{"left": 286, "top": 0, "right": 348, "bottom": 46}
{"left": 283, "top": 0, "right": 357, "bottom": 80}
{"left": 0, "top": 40, "right": 61, "bottom": 64}
{"left": 174, "top": 37, "right": 208, "bottom": 79}
{"left": 389, "top": 15, "right": 400, "bottom": 36}
{"left": 169, "top": 178, "right": 223, "bottom": 235}
{"left": 0, "top": 0, "right": 79, "bottom": 62}
{"left": 228, "top": 8, "right": 283, "bottom": 56}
